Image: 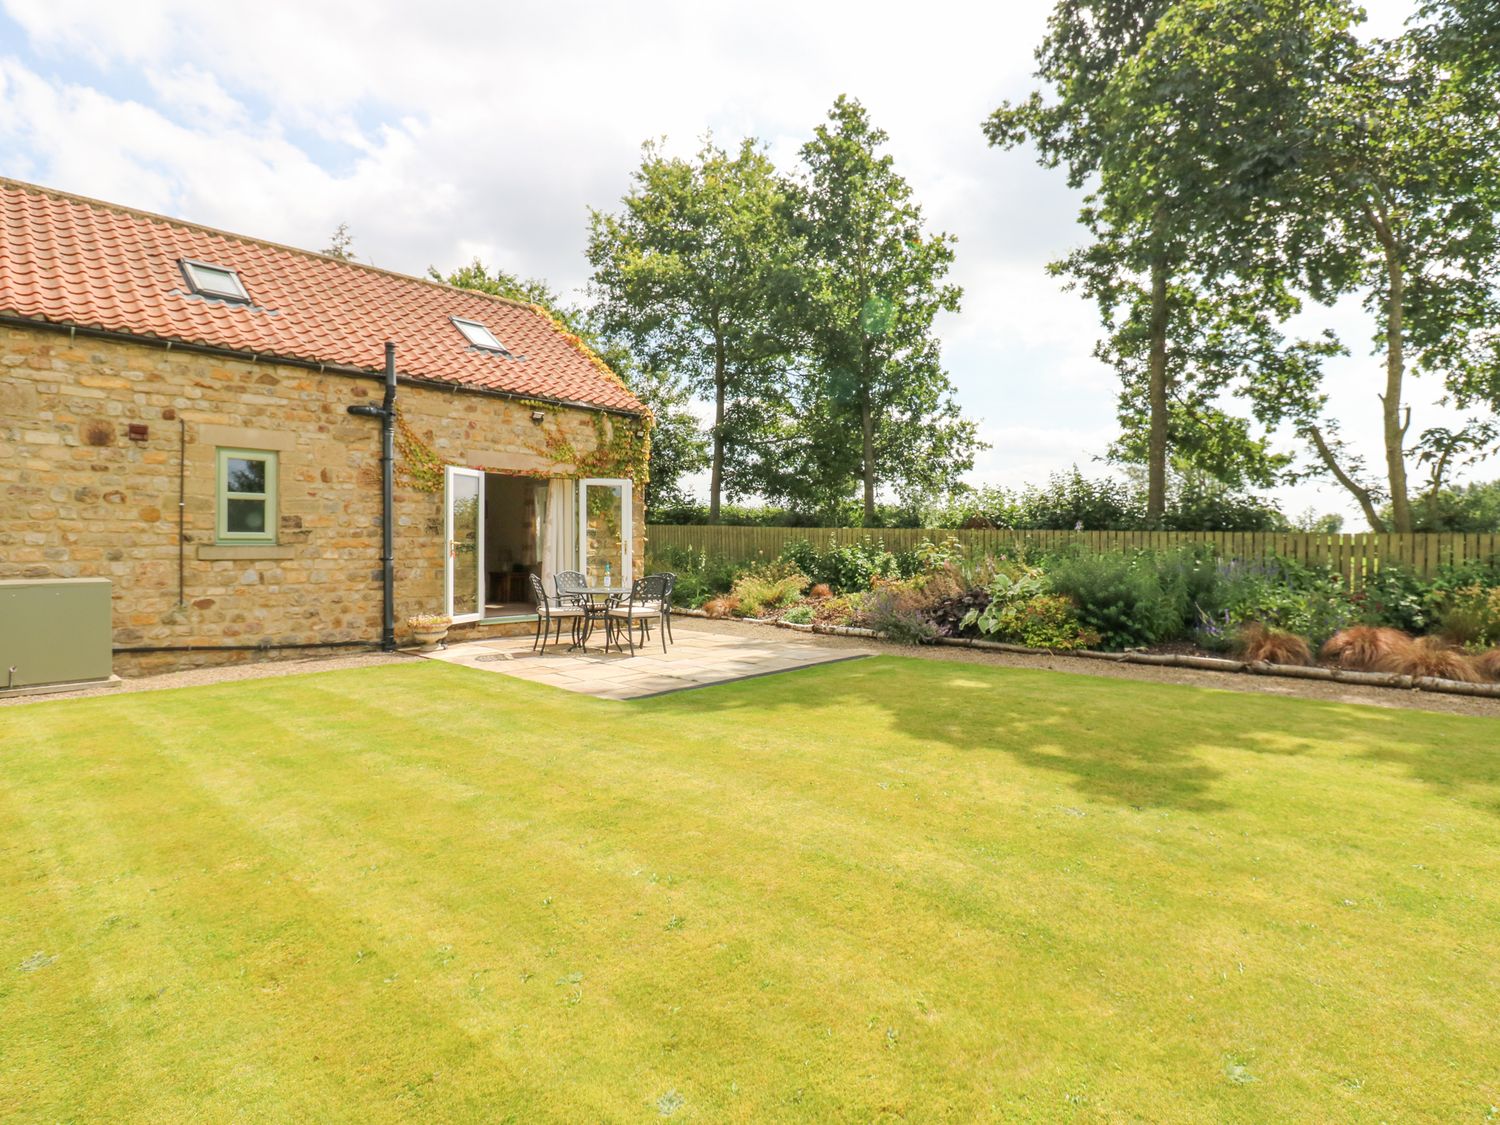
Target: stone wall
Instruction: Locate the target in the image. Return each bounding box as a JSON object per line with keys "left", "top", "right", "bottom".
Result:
{"left": 0, "top": 323, "right": 647, "bottom": 674}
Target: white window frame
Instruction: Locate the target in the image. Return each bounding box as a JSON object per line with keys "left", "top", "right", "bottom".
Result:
{"left": 577, "top": 478, "right": 632, "bottom": 589}
{"left": 181, "top": 258, "right": 251, "bottom": 303}
{"left": 216, "top": 448, "right": 277, "bottom": 543}
{"left": 451, "top": 316, "right": 510, "bottom": 355}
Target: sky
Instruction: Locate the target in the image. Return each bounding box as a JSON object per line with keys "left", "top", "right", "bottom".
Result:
{"left": 0, "top": 0, "right": 1459, "bottom": 524}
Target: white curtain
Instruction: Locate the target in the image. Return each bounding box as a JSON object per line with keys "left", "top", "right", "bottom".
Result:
{"left": 538, "top": 479, "right": 577, "bottom": 594}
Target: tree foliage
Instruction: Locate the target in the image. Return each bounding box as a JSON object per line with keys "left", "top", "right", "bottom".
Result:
{"left": 586, "top": 138, "right": 791, "bottom": 519}
{"left": 993, "top": 0, "right": 1500, "bottom": 533}
{"left": 324, "top": 222, "right": 356, "bottom": 261}
{"left": 1387, "top": 478, "right": 1500, "bottom": 532}
{"left": 1260, "top": 18, "right": 1500, "bottom": 532}
{"left": 784, "top": 96, "right": 978, "bottom": 522}
{"left": 986, "top": 0, "right": 1346, "bottom": 524}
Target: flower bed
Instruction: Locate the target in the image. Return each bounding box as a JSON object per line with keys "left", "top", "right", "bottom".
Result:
{"left": 650, "top": 535, "right": 1500, "bottom": 690}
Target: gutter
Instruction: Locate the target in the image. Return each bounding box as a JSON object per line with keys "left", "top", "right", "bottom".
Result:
{"left": 0, "top": 313, "right": 646, "bottom": 419}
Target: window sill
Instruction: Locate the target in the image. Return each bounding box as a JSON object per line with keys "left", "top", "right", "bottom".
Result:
{"left": 197, "top": 544, "right": 293, "bottom": 561}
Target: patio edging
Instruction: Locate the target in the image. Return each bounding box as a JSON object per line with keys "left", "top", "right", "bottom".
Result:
{"left": 672, "top": 607, "right": 1500, "bottom": 701}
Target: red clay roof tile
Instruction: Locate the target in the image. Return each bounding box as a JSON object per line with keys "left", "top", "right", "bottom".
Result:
{"left": 0, "top": 178, "right": 643, "bottom": 414}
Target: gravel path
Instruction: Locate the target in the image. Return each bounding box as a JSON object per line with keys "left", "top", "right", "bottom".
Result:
{"left": 0, "top": 651, "right": 414, "bottom": 707}
{"left": 677, "top": 616, "right": 1500, "bottom": 720}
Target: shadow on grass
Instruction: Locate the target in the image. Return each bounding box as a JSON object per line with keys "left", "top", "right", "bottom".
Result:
{"left": 639, "top": 655, "right": 1498, "bottom": 814}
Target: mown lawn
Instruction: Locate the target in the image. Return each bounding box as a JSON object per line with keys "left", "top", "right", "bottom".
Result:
{"left": 2, "top": 657, "right": 1497, "bottom": 1122}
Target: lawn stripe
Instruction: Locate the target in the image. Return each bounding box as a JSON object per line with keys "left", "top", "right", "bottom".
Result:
{"left": 2, "top": 657, "right": 1497, "bottom": 1120}
{"left": 0, "top": 761, "right": 133, "bottom": 1120}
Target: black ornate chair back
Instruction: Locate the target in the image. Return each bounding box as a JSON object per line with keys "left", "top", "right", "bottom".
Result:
{"left": 554, "top": 570, "right": 586, "bottom": 602}
{"left": 528, "top": 572, "right": 550, "bottom": 608}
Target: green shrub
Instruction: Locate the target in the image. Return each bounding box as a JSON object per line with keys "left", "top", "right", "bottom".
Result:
{"left": 859, "top": 579, "right": 938, "bottom": 645}
{"left": 778, "top": 538, "right": 902, "bottom": 593}
{"left": 886, "top": 536, "right": 971, "bottom": 580}
{"left": 921, "top": 467, "right": 1286, "bottom": 531}
{"left": 649, "top": 546, "right": 740, "bottom": 607}
{"left": 1352, "top": 564, "right": 1432, "bottom": 632}
{"left": 1349, "top": 559, "right": 1500, "bottom": 639}
{"left": 962, "top": 570, "right": 1048, "bottom": 633}
{"left": 781, "top": 604, "right": 814, "bottom": 625}
{"left": 813, "top": 592, "right": 864, "bottom": 627}
{"left": 972, "top": 593, "right": 1098, "bottom": 650}
{"left": 1044, "top": 551, "right": 1187, "bottom": 650}
{"left": 731, "top": 571, "right": 808, "bottom": 617}
{"left": 1213, "top": 558, "right": 1354, "bottom": 647}
{"left": 1437, "top": 584, "right": 1500, "bottom": 648}
{"left": 1152, "top": 547, "right": 1224, "bottom": 616}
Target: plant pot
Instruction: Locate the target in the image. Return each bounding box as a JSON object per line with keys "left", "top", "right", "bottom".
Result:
{"left": 412, "top": 627, "right": 449, "bottom": 652}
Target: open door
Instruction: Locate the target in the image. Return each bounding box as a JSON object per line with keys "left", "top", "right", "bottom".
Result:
{"left": 578, "top": 478, "right": 632, "bottom": 590}
{"left": 445, "top": 466, "right": 485, "bottom": 622}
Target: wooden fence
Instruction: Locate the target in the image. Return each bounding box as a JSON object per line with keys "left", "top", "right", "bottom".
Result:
{"left": 645, "top": 524, "right": 1500, "bottom": 589}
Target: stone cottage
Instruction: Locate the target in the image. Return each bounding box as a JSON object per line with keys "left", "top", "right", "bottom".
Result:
{"left": 0, "top": 178, "right": 649, "bottom": 673}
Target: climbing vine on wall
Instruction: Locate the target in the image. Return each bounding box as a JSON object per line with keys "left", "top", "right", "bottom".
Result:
{"left": 391, "top": 303, "right": 651, "bottom": 492}
{"left": 394, "top": 413, "right": 447, "bottom": 493}
{"left": 394, "top": 407, "right": 651, "bottom": 494}
{"left": 529, "top": 411, "right": 650, "bottom": 482}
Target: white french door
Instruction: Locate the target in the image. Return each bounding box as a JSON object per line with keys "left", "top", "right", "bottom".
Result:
{"left": 577, "top": 478, "right": 632, "bottom": 590}
{"left": 445, "top": 466, "right": 485, "bottom": 622}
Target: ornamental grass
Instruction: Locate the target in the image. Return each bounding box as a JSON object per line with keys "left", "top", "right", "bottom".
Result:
{"left": 1236, "top": 622, "right": 1314, "bottom": 666}
{"left": 1320, "top": 626, "right": 1415, "bottom": 671}
{"left": 1375, "top": 635, "right": 1482, "bottom": 683}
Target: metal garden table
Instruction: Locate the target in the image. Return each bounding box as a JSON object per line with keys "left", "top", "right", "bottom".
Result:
{"left": 564, "top": 586, "right": 626, "bottom": 652}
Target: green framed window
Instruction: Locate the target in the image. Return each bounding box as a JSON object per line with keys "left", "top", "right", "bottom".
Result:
{"left": 216, "top": 448, "right": 278, "bottom": 543}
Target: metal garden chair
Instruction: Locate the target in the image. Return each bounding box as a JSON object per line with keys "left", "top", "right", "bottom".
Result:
{"left": 654, "top": 572, "right": 677, "bottom": 644}
{"left": 553, "top": 570, "right": 588, "bottom": 605}
{"left": 530, "top": 572, "right": 586, "bottom": 652}
{"left": 603, "top": 574, "right": 673, "bottom": 655}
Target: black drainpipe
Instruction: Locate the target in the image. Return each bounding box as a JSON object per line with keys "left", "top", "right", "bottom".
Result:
{"left": 348, "top": 342, "right": 398, "bottom": 652}
{"left": 177, "top": 416, "right": 186, "bottom": 607}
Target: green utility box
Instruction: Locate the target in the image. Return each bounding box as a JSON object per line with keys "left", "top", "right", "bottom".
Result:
{"left": 0, "top": 578, "right": 113, "bottom": 689}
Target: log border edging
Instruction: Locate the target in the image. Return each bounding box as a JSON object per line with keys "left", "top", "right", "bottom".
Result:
{"left": 673, "top": 607, "right": 1500, "bottom": 700}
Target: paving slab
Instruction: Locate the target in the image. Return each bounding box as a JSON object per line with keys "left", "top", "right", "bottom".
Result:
{"left": 419, "top": 627, "right": 872, "bottom": 699}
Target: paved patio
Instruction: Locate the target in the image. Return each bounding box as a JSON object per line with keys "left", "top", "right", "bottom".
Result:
{"left": 417, "top": 621, "right": 872, "bottom": 700}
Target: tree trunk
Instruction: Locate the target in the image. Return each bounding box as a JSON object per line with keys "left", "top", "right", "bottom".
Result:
{"left": 1308, "top": 424, "right": 1387, "bottom": 532}
{"left": 1380, "top": 249, "right": 1411, "bottom": 533}
{"left": 861, "top": 393, "right": 876, "bottom": 525}
{"left": 860, "top": 335, "right": 877, "bottom": 525}
{"left": 1362, "top": 201, "right": 1411, "bottom": 533}
{"left": 708, "top": 337, "right": 726, "bottom": 521}
{"left": 1145, "top": 250, "right": 1170, "bottom": 528}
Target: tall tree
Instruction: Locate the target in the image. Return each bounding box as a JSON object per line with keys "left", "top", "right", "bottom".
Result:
{"left": 1241, "top": 14, "right": 1500, "bottom": 531}
{"left": 986, "top": 0, "right": 1343, "bottom": 524}
{"left": 986, "top": 2, "right": 1175, "bottom": 520}
{"left": 791, "top": 96, "right": 977, "bottom": 523}
{"left": 431, "top": 259, "right": 709, "bottom": 512}
{"left": 586, "top": 137, "right": 791, "bottom": 519}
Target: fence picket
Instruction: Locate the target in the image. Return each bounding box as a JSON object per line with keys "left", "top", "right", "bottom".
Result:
{"left": 644, "top": 526, "right": 1498, "bottom": 579}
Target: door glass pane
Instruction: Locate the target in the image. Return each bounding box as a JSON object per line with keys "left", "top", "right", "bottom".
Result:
{"left": 450, "top": 473, "right": 481, "bottom": 617}
{"left": 583, "top": 482, "right": 625, "bottom": 588}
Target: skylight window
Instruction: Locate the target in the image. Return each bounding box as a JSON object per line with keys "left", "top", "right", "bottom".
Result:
{"left": 180, "top": 259, "right": 250, "bottom": 303}
{"left": 452, "top": 316, "right": 511, "bottom": 355}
